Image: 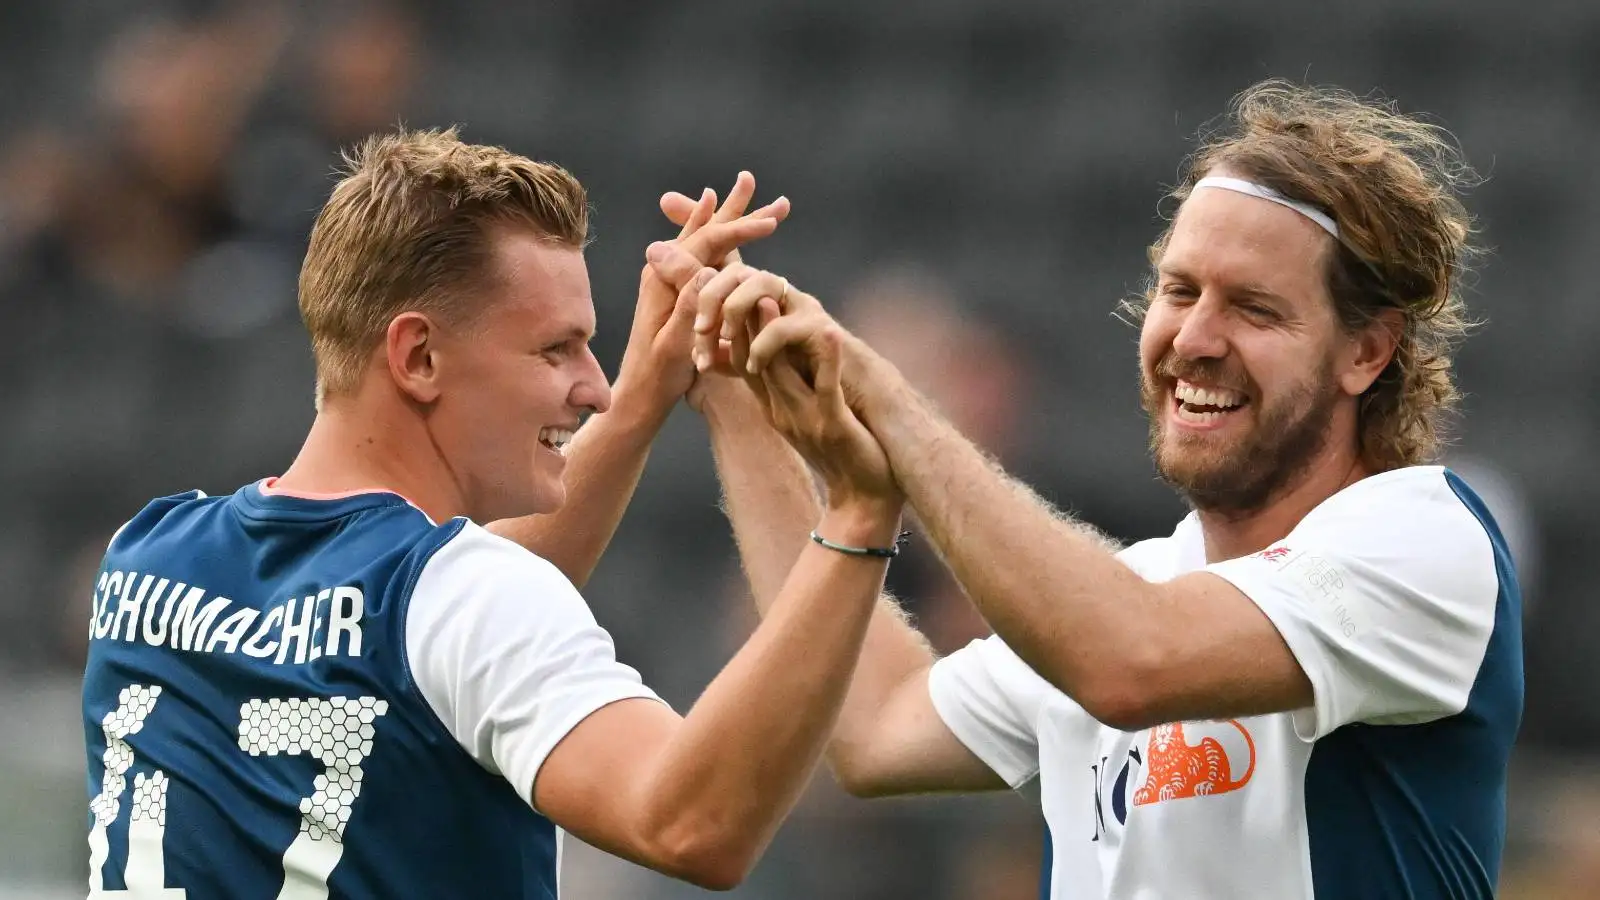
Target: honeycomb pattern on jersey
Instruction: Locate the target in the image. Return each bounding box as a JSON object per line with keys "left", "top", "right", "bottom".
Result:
{"left": 237, "top": 696, "right": 389, "bottom": 843}
{"left": 130, "top": 770, "right": 169, "bottom": 826}
{"left": 91, "top": 684, "right": 163, "bottom": 827}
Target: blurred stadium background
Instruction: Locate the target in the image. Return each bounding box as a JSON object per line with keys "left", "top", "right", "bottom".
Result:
{"left": 2, "top": 1, "right": 1596, "bottom": 897}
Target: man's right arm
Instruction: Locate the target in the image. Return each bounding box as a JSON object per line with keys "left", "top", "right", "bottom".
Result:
{"left": 699, "top": 375, "right": 1005, "bottom": 797}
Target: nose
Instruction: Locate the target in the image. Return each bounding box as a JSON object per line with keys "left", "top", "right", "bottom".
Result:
{"left": 570, "top": 345, "right": 612, "bottom": 415}
{"left": 1169, "top": 292, "right": 1231, "bottom": 361}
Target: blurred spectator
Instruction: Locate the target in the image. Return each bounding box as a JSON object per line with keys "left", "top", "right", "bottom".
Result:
{"left": 308, "top": 2, "right": 421, "bottom": 145}
{"left": 1501, "top": 768, "right": 1600, "bottom": 899}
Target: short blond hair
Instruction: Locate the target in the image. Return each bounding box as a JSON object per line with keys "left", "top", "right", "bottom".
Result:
{"left": 298, "top": 127, "right": 589, "bottom": 403}
{"left": 1131, "top": 80, "right": 1480, "bottom": 470}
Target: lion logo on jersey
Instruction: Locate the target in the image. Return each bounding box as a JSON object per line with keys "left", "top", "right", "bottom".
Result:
{"left": 1132, "top": 720, "right": 1256, "bottom": 806}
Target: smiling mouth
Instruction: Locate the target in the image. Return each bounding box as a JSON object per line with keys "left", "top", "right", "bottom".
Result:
{"left": 538, "top": 426, "right": 576, "bottom": 454}
{"left": 1171, "top": 381, "right": 1248, "bottom": 425}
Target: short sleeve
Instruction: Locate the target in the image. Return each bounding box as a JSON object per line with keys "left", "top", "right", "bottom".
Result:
{"left": 928, "top": 635, "right": 1052, "bottom": 788}
{"left": 405, "top": 523, "right": 663, "bottom": 806}
{"left": 1204, "top": 469, "right": 1503, "bottom": 741}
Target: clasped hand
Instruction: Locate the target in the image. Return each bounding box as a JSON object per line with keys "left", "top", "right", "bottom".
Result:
{"left": 644, "top": 225, "right": 899, "bottom": 508}
{"left": 616, "top": 173, "right": 788, "bottom": 420}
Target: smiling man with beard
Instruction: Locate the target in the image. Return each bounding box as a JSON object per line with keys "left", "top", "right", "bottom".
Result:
{"left": 648, "top": 80, "right": 1524, "bottom": 899}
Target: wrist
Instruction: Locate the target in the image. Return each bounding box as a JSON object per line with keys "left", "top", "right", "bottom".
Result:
{"left": 699, "top": 377, "right": 763, "bottom": 428}
{"left": 843, "top": 338, "right": 896, "bottom": 422}
{"left": 606, "top": 376, "right": 676, "bottom": 434}
{"left": 817, "top": 497, "right": 903, "bottom": 548}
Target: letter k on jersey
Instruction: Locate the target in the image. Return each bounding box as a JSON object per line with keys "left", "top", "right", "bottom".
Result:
{"left": 1091, "top": 720, "right": 1257, "bottom": 841}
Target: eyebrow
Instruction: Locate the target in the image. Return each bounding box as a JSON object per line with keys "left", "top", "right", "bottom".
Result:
{"left": 548, "top": 325, "right": 595, "bottom": 343}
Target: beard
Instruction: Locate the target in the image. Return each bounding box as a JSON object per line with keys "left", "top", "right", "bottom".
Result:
{"left": 1142, "top": 354, "right": 1340, "bottom": 519}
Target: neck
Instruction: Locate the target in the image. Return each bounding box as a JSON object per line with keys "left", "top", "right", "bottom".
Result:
{"left": 1194, "top": 449, "right": 1371, "bottom": 563}
{"left": 275, "top": 390, "right": 464, "bottom": 524}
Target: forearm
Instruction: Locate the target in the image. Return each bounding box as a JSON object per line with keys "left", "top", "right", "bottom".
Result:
{"left": 857, "top": 359, "right": 1154, "bottom": 716}
{"left": 488, "top": 388, "right": 667, "bottom": 586}
{"left": 702, "top": 381, "right": 816, "bottom": 601}
{"left": 638, "top": 504, "right": 895, "bottom": 869}
{"left": 701, "top": 381, "right": 937, "bottom": 784}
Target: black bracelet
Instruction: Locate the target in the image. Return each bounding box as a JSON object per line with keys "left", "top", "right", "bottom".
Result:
{"left": 809, "top": 529, "right": 912, "bottom": 559}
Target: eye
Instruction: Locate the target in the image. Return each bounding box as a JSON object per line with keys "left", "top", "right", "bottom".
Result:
{"left": 1240, "top": 302, "right": 1281, "bottom": 322}
{"left": 540, "top": 338, "right": 587, "bottom": 360}
{"left": 1158, "top": 283, "right": 1197, "bottom": 303}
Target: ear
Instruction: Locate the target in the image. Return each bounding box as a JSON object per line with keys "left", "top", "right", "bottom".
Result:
{"left": 1337, "top": 308, "right": 1403, "bottom": 397}
{"left": 385, "top": 312, "right": 443, "bottom": 404}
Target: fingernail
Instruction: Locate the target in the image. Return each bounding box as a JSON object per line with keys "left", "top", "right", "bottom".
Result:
{"left": 694, "top": 315, "right": 710, "bottom": 333}
{"left": 720, "top": 321, "right": 734, "bottom": 340}
{"left": 646, "top": 242, "right": 665, "bottom": 262}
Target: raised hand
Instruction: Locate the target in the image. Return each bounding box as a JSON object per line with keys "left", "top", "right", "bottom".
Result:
{"left": 643, "top": 242, "right": 896, "bottom": 504}
{"left": 659, "top": 173, "right": 790, "bottom": 268}
{"left": 749, "top": 298, "right": 899, "bottom": 507}
{"left": 613, "top": 174, "right": 789, "bottom": 419}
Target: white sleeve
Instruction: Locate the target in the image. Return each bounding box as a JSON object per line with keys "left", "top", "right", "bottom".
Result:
{"left": 927, "top": 635, "right": 1052, "bottom": 788}
{"left": 1204, "top": 472, "right": 1502, "bottom": 741}
{"left": 405, "top": 522, "right": 663, "bottom": 805}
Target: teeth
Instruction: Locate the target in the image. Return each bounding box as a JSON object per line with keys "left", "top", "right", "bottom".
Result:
{"left": 1175, "top": 382, "right": 1243, "bottom": 409}
{"left": 538, "top": 427, "right": 575, "bottom": 450}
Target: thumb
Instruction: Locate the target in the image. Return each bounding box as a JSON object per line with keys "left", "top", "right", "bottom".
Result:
{"left": 813, "top": 327, "right": 845, "bottom": 415}
{"left": 645, "top": 241, "right": 710, "bottom": 290}
{"left": 663, "top": 268, "right": 711, "bottom": 339}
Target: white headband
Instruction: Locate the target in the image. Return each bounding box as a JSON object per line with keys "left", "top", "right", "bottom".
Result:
{"left": 1192, "top": 176, "right": 1340, "bottom": 239}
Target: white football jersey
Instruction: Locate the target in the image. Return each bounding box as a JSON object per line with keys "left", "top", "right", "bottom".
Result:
{"left": 928, "top": 466, "right": 1522, "bottom": 900}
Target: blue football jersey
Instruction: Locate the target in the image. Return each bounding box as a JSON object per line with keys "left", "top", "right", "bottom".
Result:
{"left": 83, "top": 481, "right": 656, "bottom": 899}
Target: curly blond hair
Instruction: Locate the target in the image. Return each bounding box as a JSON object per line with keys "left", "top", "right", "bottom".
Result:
{"left": 1130, "top": 80, "right": 1481, "bottom": 470}
{"left": 299, "top": 127, "right": 589, "bottom": 404}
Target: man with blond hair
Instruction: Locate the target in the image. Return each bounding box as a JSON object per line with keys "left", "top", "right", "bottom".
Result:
{"left": 81, "top": 128, "right": 904, "bottom": 897}
{"left": 654, "top": 81, "right": 1524, "bottom": 898}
